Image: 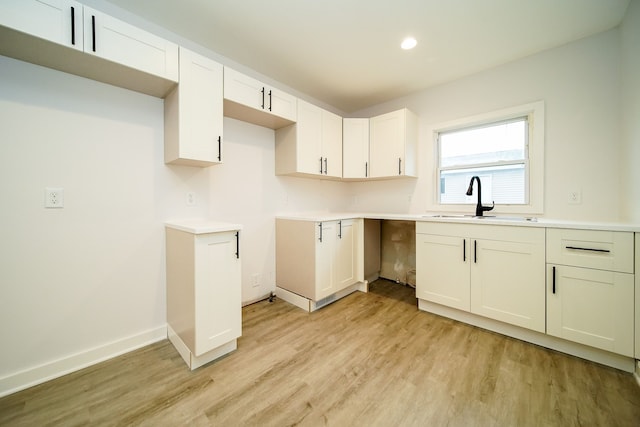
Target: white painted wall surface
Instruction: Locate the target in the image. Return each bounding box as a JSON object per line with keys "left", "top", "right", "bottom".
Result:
{"left": 349, "top": 29, "right": 625, "bottom": 222}
{"left": 0, "top": 55, "right": 350, "bottom": 396}
{"left": 620, "top": 0, "right": 640, "bottom": 221}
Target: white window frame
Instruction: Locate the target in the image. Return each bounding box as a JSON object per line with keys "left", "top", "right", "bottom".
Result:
{"left": 430, "top": 101, "right": 545, "bottom": 215}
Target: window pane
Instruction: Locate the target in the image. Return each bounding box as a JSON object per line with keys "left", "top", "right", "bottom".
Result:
{"left": 440, "top": 164, "right": 526, "bottom": 204}
{"left": 440, "top": 119, "right": 526, "bottom": 168}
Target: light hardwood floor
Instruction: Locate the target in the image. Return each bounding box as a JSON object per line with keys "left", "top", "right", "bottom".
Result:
{"left": 2, "top": 279, "right": 639, "bottom": 426}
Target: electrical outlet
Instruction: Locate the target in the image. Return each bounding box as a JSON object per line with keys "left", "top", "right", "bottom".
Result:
{"left": 568, "top": 190, "right": 582, "bottom": 204}
{"left": 45, "top": 187, "right": 64, "bottom": 208}
{"left": 251, "top": 273, "right": 260, "bottom": 288}
{"left": 186, "top": 192, "right": 196, "bottom": 206}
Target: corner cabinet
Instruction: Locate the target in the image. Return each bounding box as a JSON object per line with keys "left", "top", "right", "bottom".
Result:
{"left": 369, "top": 109, "right": 418, "bottom": 178}
{"left": 0, "top": 0, "right": 178, "bottom": 97}
{"left": 165, "top": 221, "right": 242, "bottom": 370}
{"left": 416, "top": 222, "right": 546, "bottom": 333}
{"left": 165, "top": 47, "right": 224, "bottom": 167}
{"left": 275, "top": 100, "right": 343, "bottom": 179}
{"left": 342, "top": 118, "right": 370, "bottom": 179}
{"left": 275, "top": 218, "right": 364, "bottom": 311}
{"left": 223, "top": 67, "right": 297, "bottom": 129}
{"left": 546, "top": 228, "right": 635, "bottom": 357}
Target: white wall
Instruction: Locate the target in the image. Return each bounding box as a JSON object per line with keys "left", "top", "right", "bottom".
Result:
{"left": 620, "top": 0, "right": 640, "bottom": 221}
{"left": 348, "top": 29, "right": 624, "bottom": 222}
{"left": 0, "top": 56, "right": 349, "bottom": 396}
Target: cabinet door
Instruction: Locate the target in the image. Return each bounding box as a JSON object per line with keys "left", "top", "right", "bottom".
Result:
{"left": 194, "top": 231, "right": 241, "bottom": 356}
{"left": 315, "top": 221, "right": 336, "bottom": 300}
{"left": 343, "top": 118, "right": 369, "bottom": 179}
{"left": 416, "top": 234, "right": 470, "bottom": 311}
{"left": 165, "top": 47, "right": 223, "bottom": 166}
{"left": 370, "top": 110, "right": 404, "bottom": 178}
{"left": 83, "top": 7, "right": 178, "bottom": 81}
{"left": 334, "top": 220, "right": 357, "bottom": 291}
{"left": 0, "top": 0, "right": 83, "bottom": 51}
{"left": 322, "top": 110, "right": 343, "bottom": 178}
{"left": 547, "top": 265, "right": 634, "bottom": 357}
{"left": 470, "top": 236, "right": 545, "bottom": 332}
{"left": 296, "top": 100, "right": 324, "bottom": 175}
{"left": 223, "top": 67, "right": 264, "bottom": 111}
{"left": 268, "top": 87, "right": 297, "bottom": 122}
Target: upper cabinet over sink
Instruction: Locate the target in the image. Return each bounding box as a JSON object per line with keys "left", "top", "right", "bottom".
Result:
{"left": 0, "top": 0, "right": 179, "bottom": 97}
{"left": 223, "top": 67, "right": 297, "bottom": 129}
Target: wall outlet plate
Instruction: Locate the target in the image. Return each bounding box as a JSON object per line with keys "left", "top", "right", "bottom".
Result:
{"left": 45, "top": 187, "right": 64, "bottom": 208}
{"left": 568, "top": 189, "right": 582, "bottom": 204}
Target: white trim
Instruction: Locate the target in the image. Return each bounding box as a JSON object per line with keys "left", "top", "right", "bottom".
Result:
{"left": 167, "top": 325, "right": 237, "bottom": 370}
{"left": 418, "top": 299, "right": 635, "bottom": 372}
{"left": 0, "top": 326, "right": 167, "bottom": 398}
{"left": 276, "top": 281, "right": 368, "bottom": 313}
{"left": 429, "top": 100, "right": 545, "bottom": 216}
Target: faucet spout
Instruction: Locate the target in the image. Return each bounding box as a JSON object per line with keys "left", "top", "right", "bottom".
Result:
{"left": 466, "top": 176, "right": 495, "bottom": 217}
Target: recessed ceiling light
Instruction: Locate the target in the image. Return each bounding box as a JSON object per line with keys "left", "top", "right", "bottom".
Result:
{"left": 401, "top": 37, "right": 417, "bottom": 50}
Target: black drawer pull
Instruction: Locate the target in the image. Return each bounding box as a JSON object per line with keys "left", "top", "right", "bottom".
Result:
{"left": 565, "top": 246, "right": 610, "bottom": 253}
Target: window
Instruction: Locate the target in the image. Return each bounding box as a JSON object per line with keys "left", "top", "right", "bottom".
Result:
{"left": 433, "top": 101, "right": 544, "bottom": 214}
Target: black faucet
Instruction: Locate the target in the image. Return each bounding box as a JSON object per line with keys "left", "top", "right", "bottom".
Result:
{"left": 466, "top": 176, "right": 495, "bottom": 217}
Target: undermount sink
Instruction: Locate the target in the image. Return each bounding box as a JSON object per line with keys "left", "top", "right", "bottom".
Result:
{"left": 424, "top": 214, "right": 537, "bottom": 222}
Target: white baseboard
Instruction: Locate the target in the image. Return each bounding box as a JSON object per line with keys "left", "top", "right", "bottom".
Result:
{"left": 0, "top": 326, "right": 167, "bottom": 398}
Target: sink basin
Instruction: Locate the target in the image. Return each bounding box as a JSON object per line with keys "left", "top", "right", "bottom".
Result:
{"left": 423, "top": 214, "right": 537, "bottom": 222}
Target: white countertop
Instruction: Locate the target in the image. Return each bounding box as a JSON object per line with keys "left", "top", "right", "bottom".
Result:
{"left": 165, "top": 219, "right": 242, "bottom": 234}
{"left": 276, "top": 212, "right": 640, "bottom": 232}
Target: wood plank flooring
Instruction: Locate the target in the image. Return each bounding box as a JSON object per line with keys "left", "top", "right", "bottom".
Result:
{"left": 1, "top": 279, "right": 639, "bottom": 426}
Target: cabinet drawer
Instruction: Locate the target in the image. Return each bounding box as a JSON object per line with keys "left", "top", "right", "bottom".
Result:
{"left": 546, "top": 228, "right": 634, "bottom": 273}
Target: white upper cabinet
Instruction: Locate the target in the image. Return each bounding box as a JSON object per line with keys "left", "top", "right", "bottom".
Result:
{"left": 369, "top": 109, "right": 417, "bottom": 178}
{"left": 223, "top": 67, "right": 297, "bottom": 129}
{"left": 342, "top": 118, "right": 370, "bottom": 179}
{"left": 82, "top": 7, "right": 178, "bottom": 81}
{"left": 0, "top": 1, "right": 178, "bottom": 97}
{"left": 0, "top": 0, "right": 83, "bottom": 50}
{"left": 164, "top": 47, "right": 224, "bottom": 167}
{"left": 275, "top": 99, "right": 343, "bottom": 179}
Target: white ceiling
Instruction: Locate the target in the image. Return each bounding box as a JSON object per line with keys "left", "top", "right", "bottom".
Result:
{"left": 105, "top": 0, "right": 630, "bottom": 113}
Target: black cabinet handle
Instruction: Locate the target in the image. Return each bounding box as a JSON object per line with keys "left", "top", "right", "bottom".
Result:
{"left": 463, "top": 239, "right": 466, "bottom": 262}
{"left": 261, "top": 87, "right": 265, "bottom": 109}
{"left": 318, "top": 222, "right": 323, "bottom": 242}
{"left": 324, "top": 158, "right": 328, "bottom": 174}
{"left": 235, "top": 231, "right": 240, "bottom": 259}
{"left": 91, "top": 15, "right": 96, "bottom": 52}
{"left": 319, "top": 157, "right": 323, "bottom": 174}
{"left": 474, "top": 240, "right": 477, "bottom": 263}
{"left": 338, "top": 220, "right": 342, "bottom": 239}
{"left": 217, "top": 136, "right": 222, "bottom": 161}
{"left": 398, "top": 157, "right": 402, "bottom": 175}
{"left": 565, "top": 246, "right": 610, "bottom": 253}
{"left": 71, "top": 7, "right": 76, "bottom": 45}
{"left": 365, "top": 162, "right": 368, "bottom": 177}
{"left": 268, "top": 90, "right": 272, "bottom": 111}
{"left": 552, "top": 266, "right": 556, "bottom": 294}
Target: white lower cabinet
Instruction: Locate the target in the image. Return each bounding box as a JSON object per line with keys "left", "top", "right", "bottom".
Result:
{"left": 546, "top": 228, "right": 635, "bottom": 357}
{"left": 276, "top": 218, "right": 363, "bottom": 310}
{"left": 416, "top": 222, "right": 545, "bottom": 333}
{"left": 165, "top": 222, "right": 242, "bottom": 370}
{"left": 416, "top": 231, "right": 470, "bottom": 311}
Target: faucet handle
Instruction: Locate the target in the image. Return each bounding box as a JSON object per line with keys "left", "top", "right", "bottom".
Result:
{"left": 482, "top": 201, "right": 495, "bottom": 212}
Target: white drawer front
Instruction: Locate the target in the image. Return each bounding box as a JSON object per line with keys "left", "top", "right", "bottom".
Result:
{"left": 546, "top": 228, "right": 634, "bottom": 273}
